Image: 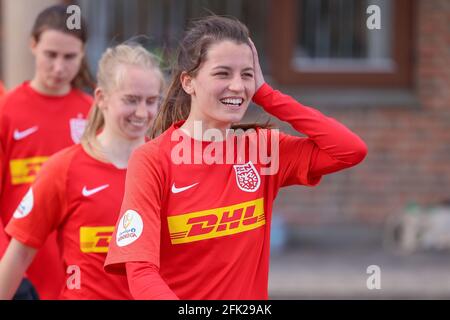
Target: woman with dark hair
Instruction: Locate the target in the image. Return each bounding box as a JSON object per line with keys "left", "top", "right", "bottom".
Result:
{"left": 0, "top": 5, "right": 94, "bottom": 299}
{"left": 105, "top": 15, "right": 368, "bottom": 299}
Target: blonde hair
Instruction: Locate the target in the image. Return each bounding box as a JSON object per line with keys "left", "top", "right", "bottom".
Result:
{"left": 81, "top": 44, "right": 164, "bottom": 155}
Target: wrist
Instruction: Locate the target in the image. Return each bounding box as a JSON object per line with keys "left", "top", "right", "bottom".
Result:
{"left": 252, "top": 83, "right": 273, "bottom": 106}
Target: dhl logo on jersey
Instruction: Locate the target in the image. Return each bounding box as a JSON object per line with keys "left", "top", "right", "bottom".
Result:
{"left": 80, "top": 226, "right": 114, "bottom": 253}
{"left": 168, "top": 198, "right": 265, "bottom": 244}
{"left": 9, "top": 156, "right": 49, "bottom": 185}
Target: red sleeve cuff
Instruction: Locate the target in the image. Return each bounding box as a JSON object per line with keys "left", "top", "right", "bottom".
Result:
{"left": 126, "top": 262, "right": 179, "bottom": 300}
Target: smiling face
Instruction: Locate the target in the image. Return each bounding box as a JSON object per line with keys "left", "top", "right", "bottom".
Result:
{"left": 31, "top": 29, "right": 84, "bottom": 95}
{"left": 97, "top": 64, "right": 161, "bottom": 141}
{"left": 181, "top": 40, "right": 256, "bottom": 130}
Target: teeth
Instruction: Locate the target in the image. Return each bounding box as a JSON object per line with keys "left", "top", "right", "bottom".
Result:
{"left": 129, "top": 119, "right": 146, "bottom": 127}
{"left": 221, "top": 98, "right": 243, "bottom": 106}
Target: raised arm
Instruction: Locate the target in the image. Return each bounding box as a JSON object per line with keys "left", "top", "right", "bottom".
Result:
{"left": 249, "top": 38, "right": 367, "bottom": 178}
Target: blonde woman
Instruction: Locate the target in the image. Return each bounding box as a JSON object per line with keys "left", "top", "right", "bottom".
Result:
{"left": 0, "top": 44, "right": 164, "bottom": 299}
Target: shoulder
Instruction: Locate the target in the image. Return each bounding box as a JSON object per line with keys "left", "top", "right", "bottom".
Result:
{"left": 127, "top": 133, "right": 172, "bottom": 180}
{"left": 39, "top": 144, "right": 81, "bottom": 175}
{"left": 0, "top": 83, "right": 28, "bottom": 113}
{"left": 130, "top": 139, "right": 163, "bottom": 169}
{"left": 241, "top": 127, "right": 287, "bottom": 143}
{"left": 70, "top": 88, "right": 94, "bottom": 107}
{"left": 134, "top": 131, "right": 170, "bottom": 160}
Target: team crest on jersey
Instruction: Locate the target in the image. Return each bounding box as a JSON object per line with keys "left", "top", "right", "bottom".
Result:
{"left": 13, "top": 188, "right": 34, "bottom": 219}
{"left": 70, "top": 115, "right": 87, "bottom": 144}
{"left": 233, "top": 161, "right": 261, "bottom": 192}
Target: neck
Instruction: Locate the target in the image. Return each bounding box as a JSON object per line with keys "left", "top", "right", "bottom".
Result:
{"left": 181, "top": 114, "right": 231, "bottom": 142}
{"left": 30, "top": 78, "right": 71, "bottom": 96}
{"left": 96, "top": 131, "right": 144, "bottom": 169}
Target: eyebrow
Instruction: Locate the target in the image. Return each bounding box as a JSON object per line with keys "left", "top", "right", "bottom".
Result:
{"left": 124, "top": 94, "right": 160, "bottom": 99}
{"left": 43, "top": 49, "right": 79, "bottom": 56}
{"left": 212, "top": 66, "right": 254, "bottom": 72}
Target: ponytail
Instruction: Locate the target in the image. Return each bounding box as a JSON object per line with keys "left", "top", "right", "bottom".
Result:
{"left": 151, "top": 71, "right": 190, "bottom": 137}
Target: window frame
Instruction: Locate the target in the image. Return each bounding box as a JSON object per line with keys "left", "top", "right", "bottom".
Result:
{"left": 269, "top": 0, "right": 414, "bottom": 87}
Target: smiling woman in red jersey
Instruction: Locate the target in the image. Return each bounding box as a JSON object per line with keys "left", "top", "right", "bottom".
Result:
{"left": 104, "top": 16, "right": 368, "bottom": 300}
{"left": 0, "top": 5, "right": 95, "bottom": 299}
{"left": 0, "top": 44, "right": 164, "bottom": 300}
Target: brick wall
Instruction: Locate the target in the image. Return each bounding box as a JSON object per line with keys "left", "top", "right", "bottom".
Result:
{"left": 272, "top": 0, "right": 450, "bottom": 226}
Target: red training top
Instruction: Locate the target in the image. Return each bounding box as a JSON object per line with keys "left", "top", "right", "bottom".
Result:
{"left": 0, "top": 82, "right": 92, "bottom": 299}
{"left": 105, "top": 84, "right": 368, "bottom": 299}
{"left": 6, "top": 144, "right": 132, "bottom": 299}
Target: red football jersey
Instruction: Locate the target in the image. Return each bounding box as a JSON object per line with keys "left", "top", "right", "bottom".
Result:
{"left": 105, "top": 122, "right": 319, "bottom": 299}
{"left": 0, "top": 82, "right": 92, "bottom": 299}
{"left": 105, "top": 83, "right": 367, "bottom": 300}
{"left": 6, "top": 144, "right": 132, "bottom": 299}
{"left": 0, "top": 81, "right": 5, "bottom": 97}
{"left": 105, "top": 100, "right": 328, "bottom": 301}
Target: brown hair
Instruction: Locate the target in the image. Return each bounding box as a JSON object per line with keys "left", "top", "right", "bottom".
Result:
{"left": 81, "top": 44, "right": 164, "bottom": 157}
{"left": 151, "top": 15, "right": 270, "bottom": 138}
{"left": 31, "top": 4, "right": 95, "bottom": 91}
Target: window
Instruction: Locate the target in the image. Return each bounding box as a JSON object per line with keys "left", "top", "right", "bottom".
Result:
{"left": 76, "top": 0, "right": 269, "bottom": 74}
{"left": 269, "top": 0, "right": 413, "bottom": 87}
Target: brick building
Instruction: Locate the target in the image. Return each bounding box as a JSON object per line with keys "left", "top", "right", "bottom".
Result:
{"left": 1, "top": 0, "right": 448, "bottom": 227}
{"left": 272, "top": 0, "right": 450, "bottom": 226}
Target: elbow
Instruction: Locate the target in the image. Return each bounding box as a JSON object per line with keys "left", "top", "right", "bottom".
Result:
{"left": 338, "top": 138, "right": 368, "bottom": 168}
{"left": 350, "top": 140, "right": 368, "bottom": 166}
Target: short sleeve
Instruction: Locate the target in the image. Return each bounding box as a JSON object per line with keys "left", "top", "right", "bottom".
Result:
{"left": 276, "top": 131, "right": 323, "bottom": 188}
{"left": 0, "top": 219, "right": 9, "bottom": 257}
{"left": 5, "top": 150, "right": 70, "bottom": 249}
{"left": 104, "top": 143, "right": 163, "bottom": 275}
{"left": 0, "top": 103, "right": 8, "bottom": 199}
{"left": 0, "top": 137, "right": 5, "bottom": 199}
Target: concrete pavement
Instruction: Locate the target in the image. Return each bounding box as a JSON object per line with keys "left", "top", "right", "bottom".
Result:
{"left": 268, "top": 225, "right": 450, "bottom": 299}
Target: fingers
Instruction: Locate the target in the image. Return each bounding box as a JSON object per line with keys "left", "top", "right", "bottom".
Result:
{"left": 248, "top": 38, "right": 259, "bottom": 62}
{"left": 248, "top": 37, "right": 265, "bottom": 91}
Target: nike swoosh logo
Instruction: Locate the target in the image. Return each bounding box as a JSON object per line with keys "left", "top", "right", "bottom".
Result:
{"left": 13, "top": 126, "right": 39, "bottom": 140}
{"left": 171, "top": 182, "right": 199, "bottom": 194}
{"left": 82, "top": 184, "right": 109, "bottom": 197}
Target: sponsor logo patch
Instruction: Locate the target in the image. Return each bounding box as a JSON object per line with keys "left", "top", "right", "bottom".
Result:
{"left": 171, "top": 182, "right": 199, "bottom": 194}
{"left": 13, "top": 126, "right": 39, "bottom": 140}
{"left": 9, "top": 156, "right": 49, "bottom": 185}
{"left": 13, "top": 188, "right": 34, "bottom": 219}
{"left": 80, "top": 226, "right": 114, "bottom": 253}
{"left": 82, "top": 184, "right": 109, "bottom": 197}
{"left": 168, "top": 197, "right": 265, "bottom": 244}
{"left": 116, "top": 210, "right": 143, "bottom": 247}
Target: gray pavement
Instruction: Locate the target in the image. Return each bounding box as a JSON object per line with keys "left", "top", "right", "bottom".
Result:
{"left": 268, "top": 224, "right": 450, "bottom": 299}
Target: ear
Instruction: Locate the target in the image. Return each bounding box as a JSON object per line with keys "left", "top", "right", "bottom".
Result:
{"left": 94, "top": 88, "right": 107, "bottom": 110}
{"left": 80, "top": 44, "right": 86, "bottom": 59}
{"left": 180, "top": 71, "right": 194, "bottom": 95}
{"left": 30, "top": 37, "right": 38, "bottom": 55}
